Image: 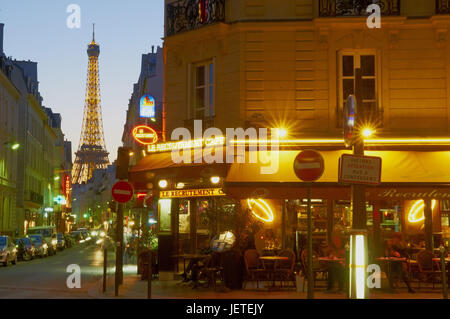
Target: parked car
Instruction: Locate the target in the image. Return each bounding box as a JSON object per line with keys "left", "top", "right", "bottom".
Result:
{"left": 15, "top": 237, "right": 36, "bottom": 261}
{"left": 29, "top": 234, "right": 48, "bottom": 258}
{"left": 27, "top": 226, "right": 57, "bottom": 256}
{"left": 0, "top": 236, "right": 18, "bottom": 266}
{"left": 56, "top": 233, "right": 65, "bottom": 251}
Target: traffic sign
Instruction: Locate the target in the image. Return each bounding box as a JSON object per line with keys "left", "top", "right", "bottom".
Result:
{"left": 338, "top": 154, "right": 382, "bottom": 185}
{"left": 344, "top": 95, "right": 357, "bottom": 147}
{"left": 111, "top": 181, "right": 134, "bottom": 203}
{"left": 293, "top": 150, "right": 325, "bottom": 182}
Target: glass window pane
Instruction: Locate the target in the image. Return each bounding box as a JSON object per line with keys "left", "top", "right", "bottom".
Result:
{"left": 196, "top": 108, "right": 205, "bottom": 119}
{"left": 361, "top": 101, "right": 376, "bottom": 112}
{"left": 361, "top": 55, "right": 375, "bottom": 76}
{"left": 362, "top": 79, "right": 375, "bottom": 100}
{"left": 209, "top": 85, "right": 214, "bottom": 115}
{"left": 196, "top": 66, "right": 205, "bottom": 86}
{"left": 343, "top": 79, "right": 354, "bottom": 100}
{"left": 209, "top": 63, "right": 214, "bottom": 84}
{"left": 196, "top": 87, "right": 205, "bottom": 108}
{"left": 342, "top": 56, "right": 354, "bottom": 76}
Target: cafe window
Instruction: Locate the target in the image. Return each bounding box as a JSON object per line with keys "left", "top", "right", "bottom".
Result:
{"left": 190, "top": 60, "right": 214, "bottom": 119}
{"left": 337, "top": 51, "right": 379, "bottom": 127}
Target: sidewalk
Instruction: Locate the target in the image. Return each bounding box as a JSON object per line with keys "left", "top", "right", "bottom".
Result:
{"left": 88, "top": 273, "right": 446, "bottom": 299}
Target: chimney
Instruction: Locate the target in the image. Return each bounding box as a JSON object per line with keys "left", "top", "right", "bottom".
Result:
{"left": 152, "top": 45, "right": 154, "bottom": 53}
{"left": 0, "top": 23, "right": 4, "bottom": 54}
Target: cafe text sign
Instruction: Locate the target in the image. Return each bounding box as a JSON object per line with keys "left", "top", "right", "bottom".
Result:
{"left": 339, "top": 154, "right": 382, "bottom": 185}
{"left": 160, "top": 188, "right": 225, "bottom": 198}
{"left": 376, "top": 188, "right": 450, "bottom": 199}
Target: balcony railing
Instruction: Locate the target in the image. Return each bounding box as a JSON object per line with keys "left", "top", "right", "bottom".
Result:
{"left": 319, "top": 0, "right": 400, "bottom": 17}
{"left": 436, "top": 0, "right": 450, "bottom": 14}
{"left": 166, "top": 0, "right": 225, "bottom": 37}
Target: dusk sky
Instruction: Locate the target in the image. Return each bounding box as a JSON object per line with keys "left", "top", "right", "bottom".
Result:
{"left": 1, "top": 0, "right": 164, "bottom": 161}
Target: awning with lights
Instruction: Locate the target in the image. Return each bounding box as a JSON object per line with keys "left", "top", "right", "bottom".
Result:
{"left": 224, "top": 150, "right": 450, "bottom": 200}
{"left": 128, "top": 150, "right": 228, "bottom": 190}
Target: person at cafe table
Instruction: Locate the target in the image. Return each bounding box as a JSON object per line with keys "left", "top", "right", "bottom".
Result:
{"left": 326, "top": 232, "right": 346, "bottom": 293}
{"left": 386, "top": 233, "right": 415, "bottom": 293}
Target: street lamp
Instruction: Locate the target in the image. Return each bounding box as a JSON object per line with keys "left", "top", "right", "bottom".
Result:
{"left": 361, "top": 127, "right": 375, "bottom": 138}
{"left": 4, "top": 142, "right": 20, "bottom": 150}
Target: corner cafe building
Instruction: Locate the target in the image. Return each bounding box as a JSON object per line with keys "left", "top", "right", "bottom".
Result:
{"left": 129, "top": 136, "right": 450, "bottom": 272}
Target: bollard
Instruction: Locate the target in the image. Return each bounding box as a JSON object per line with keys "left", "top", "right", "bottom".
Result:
{"left": 440, "top": 246, "right": 448, "bottom": 299}
{"left": 103, "top": 247, "right": 107, "bottom": 293}
{"left": 148, "top": 251, "right": 152, "bottom": 299}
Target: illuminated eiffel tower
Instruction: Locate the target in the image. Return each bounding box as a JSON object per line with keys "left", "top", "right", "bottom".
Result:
{"left": 72, "top": 25, "right": 109, "bottom": 184}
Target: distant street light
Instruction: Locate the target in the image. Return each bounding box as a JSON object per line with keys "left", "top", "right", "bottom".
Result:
{"left": 4, "top": 142, "right": 20, "bottom": 150}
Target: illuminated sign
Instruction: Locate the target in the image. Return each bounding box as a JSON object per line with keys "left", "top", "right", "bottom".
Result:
{"left": 160, "top": 188, "right": 225, "bottom": 198}
{"left": 64, "top": 175, "right": 71, "bottom": 204}
{"left": 147, "top": 136, "right": 225, "bottom": 153}
{"left": 132, "top": 125, "right": 158, "bottom": 145}
{"left": 408, "top": 199, "right": 437, "bottom": 223}
{"left": 139, "top": 95, "right": 156, "bottom": 118}
{"left": 377, "top": 189, "right": 450, "bottom": 199}
{"left": 54, "top": 195, "right": 67, "bottom": 205}
{"left": 247, "top": 198, "right": 274, "bottom": 223}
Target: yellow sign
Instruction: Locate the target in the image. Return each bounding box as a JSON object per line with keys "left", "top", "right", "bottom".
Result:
{"left": 147, "top": 136, "right": 225, "bottom": 153}
{"left": 160, "top": 188, "right": 225, "bottom": 198}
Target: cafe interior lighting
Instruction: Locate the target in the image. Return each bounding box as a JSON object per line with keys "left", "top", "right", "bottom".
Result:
{"left": 247, "top": 198, "right": 274, "bottom": 223}
{"left": 176, "top": 182, "right": 185, "bottom": 189}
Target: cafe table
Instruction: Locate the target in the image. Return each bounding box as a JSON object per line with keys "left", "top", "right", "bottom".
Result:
{"left": 259, "top": 256, "right": 289, "bottom": 289}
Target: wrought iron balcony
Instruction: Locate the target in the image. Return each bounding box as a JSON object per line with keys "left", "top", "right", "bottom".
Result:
{"left": 436, "top": 0, "right": 450, "bottom": 14}
{"left": 166, "top": 0, "right": 226, "bottom": 37}
{"left": 319, "top": 0, "right": 400, "bottom": 17}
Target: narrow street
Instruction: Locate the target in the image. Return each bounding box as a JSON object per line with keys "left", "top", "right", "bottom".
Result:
{"left": 0, "top": 243, "right": 115, "bottom": 299}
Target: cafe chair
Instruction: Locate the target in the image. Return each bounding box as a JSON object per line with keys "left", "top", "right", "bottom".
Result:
{"left": 244, "top": 249, "right": 269, "bottom": 289}
{"left": 301, "top": 249, "right": 328, "bottom": 288}
{"left": 275, "top": 248, "right": 296, "bottom": 288}
{"left": 202, "top": 253, "right": 225, "bottom": 290}
{"left": 416, "top": 250, "right": 442, "bottom": 289}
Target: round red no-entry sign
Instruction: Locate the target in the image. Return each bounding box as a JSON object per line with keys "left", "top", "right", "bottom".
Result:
{"left": 111, "top": 181, "right": 134, "bottom": 203}
{"left": 293, "top": 150, "right": 325, "bottom": 182}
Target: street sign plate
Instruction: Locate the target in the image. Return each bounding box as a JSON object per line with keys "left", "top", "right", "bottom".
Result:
{"left": 293, "top": 150, "right": 325, "bottom": 182}
{"left": 111, "top": 181, "right": 134, "bottom": 203}
{"left": 338, "top": 154, "right": 382, "bottom": 185}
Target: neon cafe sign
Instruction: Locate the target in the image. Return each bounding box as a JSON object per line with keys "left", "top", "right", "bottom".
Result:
{"left": 247, "top": 198, "right": 274, "bottom": 223}
{"left": 408, "top": 199, "right": 437, "bottom": 223}
{"left": 132, "top": 125, "right": 159, "bottom": 145}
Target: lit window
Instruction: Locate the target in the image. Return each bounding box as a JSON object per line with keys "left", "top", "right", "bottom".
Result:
{"left": 191, "top": 61, "right": 214, "bottom": 119}
{"left": 338, "top": 51, "right": 378, "bottom": 127}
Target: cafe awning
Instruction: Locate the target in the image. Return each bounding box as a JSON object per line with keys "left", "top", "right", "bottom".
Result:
{"left": 224, "top": 150, "right": 450, "bottom": 200}
{"left": 129, "top": 150, "right": 228, "bottom": 190}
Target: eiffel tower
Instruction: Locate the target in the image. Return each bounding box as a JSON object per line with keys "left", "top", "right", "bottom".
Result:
{"left": 72, "top": 25, "right": 109, "bottom": 184}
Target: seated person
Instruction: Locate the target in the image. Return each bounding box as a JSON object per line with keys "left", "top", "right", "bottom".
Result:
{"left": 326, "top": 233, "right": 346, "bottom": 292}
{"left": 386, "top": 233, "right": 415, "bottom": 293}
